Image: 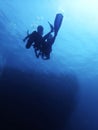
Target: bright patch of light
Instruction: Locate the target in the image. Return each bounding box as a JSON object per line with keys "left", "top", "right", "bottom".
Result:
{"left": 56, "top": 0, "right": 98, "bottom": 33}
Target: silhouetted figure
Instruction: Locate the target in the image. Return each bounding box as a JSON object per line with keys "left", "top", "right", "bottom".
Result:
{"left": 23, "top": 13, "right": 63, "bottom": 59}
{"left": 23, "top": 25, "right": 44, "bottom": 57}
{"left": 23, "top": 25, "right": 53, "bottom": 58}
{"left": 41, "top": 13, "right": 64, "bottom": 59}
{"left": 41, "top": 31, "right": 56, "bottom": 60}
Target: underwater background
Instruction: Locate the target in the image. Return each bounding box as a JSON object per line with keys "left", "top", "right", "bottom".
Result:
{"left": 0, "top": 0, "right": 98, "bottom": 129}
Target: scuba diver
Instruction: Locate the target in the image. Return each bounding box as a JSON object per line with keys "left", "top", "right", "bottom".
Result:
{"left": 40, "top": 12, "right": 64, "bottom": 60}
{"left": 23, "top": 13, "right": 63, "bottom": 59}
{"left": 23, "top": 24, "right": 53, "bottom": 58}
{"left": 23, "top": 25, "right": 44, "bottom": 57}
{"left": 41, "top": 23, "right": 57, "bottom": 60}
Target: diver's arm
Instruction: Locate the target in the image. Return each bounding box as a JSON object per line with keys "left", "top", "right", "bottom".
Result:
{"left": 23, "top": 34, "right": 31, "bottom": 42}
{"left": 23, "top": 30, "right": 32, "bottom": 42}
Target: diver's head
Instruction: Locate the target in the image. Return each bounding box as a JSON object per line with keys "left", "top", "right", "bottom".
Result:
{"left": 37, "top": 25, "right": 44, "bottom": 35}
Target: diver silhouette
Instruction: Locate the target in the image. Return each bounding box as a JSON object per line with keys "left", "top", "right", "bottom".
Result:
{"left": 23, "top": 13, "right": 63, "bottom": 59}
{"left": 41, "top": 13, "right": 64, "bottom": 60}
{"left": 23, "top": 25, "right": 53, "bottom": 58}
{"left": 41, "top": 23, "right": 56, "bottom": 60}
{"left": 23, "top": 25, "right": 44, "bottom": 58}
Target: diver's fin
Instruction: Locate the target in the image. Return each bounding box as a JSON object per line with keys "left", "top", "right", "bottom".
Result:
{"left": 54, "top": 13, "right": 63, "bottom": 36}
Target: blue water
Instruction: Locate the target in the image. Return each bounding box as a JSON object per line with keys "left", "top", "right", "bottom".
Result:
{"left": 0, "top": 0, "right": 98, "bottom": 129}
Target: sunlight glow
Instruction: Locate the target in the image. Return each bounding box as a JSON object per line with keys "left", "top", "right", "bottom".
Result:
{"left": 57, "top": 0, "right": 98, "bottom": 32}
{"left": 57, "top": 0, "right": 98, "bottom": 15}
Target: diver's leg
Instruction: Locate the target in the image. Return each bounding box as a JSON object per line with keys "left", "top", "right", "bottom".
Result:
{"left": 34, "top": 49, "right": 39, "bottom": 58}
{"left": 41, "top": 52, "right": 45, "bottom": 59}
{"left": 42, "top": 52, "right": 50, "bottom": 60}
{"left": 34, "top": 48, "right": 42, "bottom": 58}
